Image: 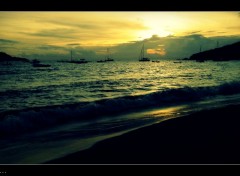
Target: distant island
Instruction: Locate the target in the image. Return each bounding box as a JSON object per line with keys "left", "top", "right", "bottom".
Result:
{"left": 0, "top": 52, "right": 30, "bottom": 63}
{"left": 187, "top": 41, "right": 240, "bottom": 61}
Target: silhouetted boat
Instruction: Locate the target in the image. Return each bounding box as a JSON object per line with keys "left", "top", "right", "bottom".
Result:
{"left": 105, "top": 48, "right": 114, "bottom": 61}
{"left": 105, "top": 58, "right": 114, "bottom": 61}
{"left": 97, "top": 48, "right": 114, "bottom": 62}
{"left": 70, "top": 58, "right": 89, "bottom": 64}
{"left": 33, "top": 63, "right": 51, "bottom": 67}
{"left": 139, "top": 44, "right": 150, "bottom": 62}
{"left": 59, "top": 51, "right": 89, "bottom": 64}
{"left": 97, "top": 60, "right": 107, "bottom": 63}
{"left": 32, "top": 59, "right": 40, "bottom": 64}
{"left": 32, "top": 59, "right": 51, "bottom": 67}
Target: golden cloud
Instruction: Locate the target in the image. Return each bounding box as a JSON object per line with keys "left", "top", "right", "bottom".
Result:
{"left": 147, "top": 48, "right": 166, "bottom": 56}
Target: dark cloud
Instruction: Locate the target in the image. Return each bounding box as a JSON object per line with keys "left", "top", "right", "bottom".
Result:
{"left": 0, "top": 39, "right": 19, "bottom": 44}
{"left": 183, "top": 34, "right": 205, "bottom": 39}
{"left": 22, "top": 27, "right": 127, "bottom": 42}
{"left": 106, "top": 20, "right": 148, "bottom": 30}
{"left": 66, "top": 43, "right": 81, "bottom": 46}
{"left": 110, "top": 34, "right": 240, "bottom": 60}
{"left": 204, "top": 30, "right": 227, "bottom": 34}
{"left": 37, "top": 45, "right": 66, "bottom": 50}
{"left": 186, "top": 31, "right": 202, "bottom": 35}
{"left": 40, "top": 19, "right": 104, "bottom": 30}
{"left": 0, "top": 39, "right": 20, "bottom": 54}
{"left": 23, "top": 28, "right": 77, "bottom": 39}
{"left": 43, "top": 19, "right": 148, "bottom": 31}
{"left": 206, "top": 30, "right": 216, "bottom": 33}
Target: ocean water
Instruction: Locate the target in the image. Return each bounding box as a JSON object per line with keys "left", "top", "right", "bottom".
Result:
{"left": 1, "top": 60, "right": 240, "bottom": 163}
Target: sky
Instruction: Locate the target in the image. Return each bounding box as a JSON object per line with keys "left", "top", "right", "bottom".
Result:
{"left": 0, "top": 11, "right": 240, "bottom": 61}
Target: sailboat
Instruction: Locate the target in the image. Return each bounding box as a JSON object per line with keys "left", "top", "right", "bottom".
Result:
{"left": 105, "top": 48, "right": 114, "bottom": 61}
{"left": 97, "top": 48, "right": 114, "bottom": 62}
{"left": 139, "top": 44, "right": 150, "bottom": 62}
{"left": 59, "top": 50, "right": 89, "bottom": 64}
{"left": 32, "top": 59, "right": 51, "bottom": 67}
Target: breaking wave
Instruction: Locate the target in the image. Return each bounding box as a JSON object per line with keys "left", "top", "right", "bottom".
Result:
{"left": 1, "top": 81, "right": 240, "bottom": 136}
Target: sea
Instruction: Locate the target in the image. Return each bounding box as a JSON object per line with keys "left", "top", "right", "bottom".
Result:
{"left": 1, "top": 60, "right": 240, "bottom": 164}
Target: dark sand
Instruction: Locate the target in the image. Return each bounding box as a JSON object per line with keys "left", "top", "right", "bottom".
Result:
{"left": 46, "top": 104, "right": 240, "bottom": 164}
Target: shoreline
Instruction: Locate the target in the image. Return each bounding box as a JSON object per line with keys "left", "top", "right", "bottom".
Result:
{"left": 46, "top": 103, "right": 240, "bottom": 164}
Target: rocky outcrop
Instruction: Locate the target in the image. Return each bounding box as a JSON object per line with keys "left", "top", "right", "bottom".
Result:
{"left": 189, "top": 41, "right": 240, "bottom": 61}
{"left": 0, "top": 52, "right": 29, "bottom": 62}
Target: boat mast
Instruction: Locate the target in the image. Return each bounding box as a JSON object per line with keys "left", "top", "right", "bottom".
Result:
{"left": 139, "top": 43, "right": 144, "bottom": 60}
{"left": 107, "top": 48, "right": 109, "bottom": 59}
{"left": 142, "top": 43, "right": 145, "bottom": 58}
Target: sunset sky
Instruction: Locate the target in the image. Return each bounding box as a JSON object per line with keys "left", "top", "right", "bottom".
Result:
{"left": 0, "top": 12, "right": 240, "bottom": 60}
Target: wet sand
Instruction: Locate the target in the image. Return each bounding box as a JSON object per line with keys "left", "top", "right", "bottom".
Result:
{"left": 46, "top": 104, "right": 240, "bottom": 164}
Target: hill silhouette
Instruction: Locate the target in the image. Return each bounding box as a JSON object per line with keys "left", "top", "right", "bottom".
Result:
{"left": 0, "top": 52, "right": 30, "bottom": 62}
{"left": 188, "top": 41, "right": 240, "bottom": 61}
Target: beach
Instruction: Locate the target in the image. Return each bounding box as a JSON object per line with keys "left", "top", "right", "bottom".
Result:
{"left": 46, "top": 103, "right": 240, "bottom": 164}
